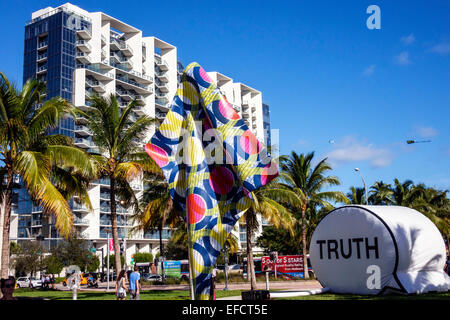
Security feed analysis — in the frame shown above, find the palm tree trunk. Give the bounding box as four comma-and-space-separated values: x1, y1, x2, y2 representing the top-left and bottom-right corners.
301, 205, 309, 279
245, 214, 257, 290
1, 169, 14, 279
110, 176, 121, 275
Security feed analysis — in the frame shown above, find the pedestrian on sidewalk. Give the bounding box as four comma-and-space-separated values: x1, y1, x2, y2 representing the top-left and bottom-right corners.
210, 267, 217, 300
128, 266, 141, 300
115, 270, 128, 300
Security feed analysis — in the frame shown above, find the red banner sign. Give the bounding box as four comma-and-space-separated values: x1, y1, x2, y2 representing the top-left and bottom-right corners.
261, 255, 304, 273
108, 239, 114, 252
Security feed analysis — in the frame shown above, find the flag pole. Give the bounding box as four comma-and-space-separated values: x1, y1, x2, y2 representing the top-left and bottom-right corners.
186, 201, 195, 300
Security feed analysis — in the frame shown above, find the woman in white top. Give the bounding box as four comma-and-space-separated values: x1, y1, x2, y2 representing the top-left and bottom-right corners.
115, 270, 128, 300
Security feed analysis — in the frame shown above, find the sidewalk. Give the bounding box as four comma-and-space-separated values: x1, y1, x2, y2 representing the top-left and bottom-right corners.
56, 279, 323, 299
216, 280, 322, 300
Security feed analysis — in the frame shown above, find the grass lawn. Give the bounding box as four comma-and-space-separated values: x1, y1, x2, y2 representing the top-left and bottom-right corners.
13, 288, 243, 300
274, 292, 450, 300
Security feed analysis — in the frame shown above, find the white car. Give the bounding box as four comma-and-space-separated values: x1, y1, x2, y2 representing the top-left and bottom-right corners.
16, 277, 42, 288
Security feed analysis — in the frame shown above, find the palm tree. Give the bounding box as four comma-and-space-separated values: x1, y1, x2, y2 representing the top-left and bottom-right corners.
78, 93, 158, 274
280, 151, 348, 279
242, 179, 298, 290
0, 73, 94, 278
369, 181, 393, 205
347, 186, 367, 205
407, 184, 450, 237
391, 179, 416, 206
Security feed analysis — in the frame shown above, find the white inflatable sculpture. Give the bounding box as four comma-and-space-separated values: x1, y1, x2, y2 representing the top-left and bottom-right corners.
309, 205, 450, 295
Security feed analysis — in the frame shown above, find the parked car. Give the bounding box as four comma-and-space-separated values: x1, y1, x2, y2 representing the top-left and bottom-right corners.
228, 264, 242, 274
16, 277, 42, 288
142, 274, 162, 282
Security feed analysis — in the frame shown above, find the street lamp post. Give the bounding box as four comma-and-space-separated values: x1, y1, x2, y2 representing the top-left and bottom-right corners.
105, 228, 112, 292
223, 243, 229, 291
354, 168, 368, 205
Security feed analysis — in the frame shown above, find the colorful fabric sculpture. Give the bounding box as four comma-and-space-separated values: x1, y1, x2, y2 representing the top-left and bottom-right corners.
145, 62, 278, 299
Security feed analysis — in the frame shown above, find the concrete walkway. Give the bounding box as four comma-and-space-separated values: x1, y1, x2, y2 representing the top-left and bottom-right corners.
216, 280, 322, 300
55, 280, 323, 300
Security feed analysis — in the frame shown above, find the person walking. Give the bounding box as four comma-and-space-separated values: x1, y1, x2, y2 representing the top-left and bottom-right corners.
50, 275, 55, 290
210, 267, 217, 300
115, 270, 128, 300
128, 266, 141, 300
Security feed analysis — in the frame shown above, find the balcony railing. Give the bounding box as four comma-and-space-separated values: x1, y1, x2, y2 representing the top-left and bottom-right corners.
72, 202, 89, 211
37, 65, 47, 73
37, 41, 48, 49
154, 54, 169, 70
37, 52, 48, 61
100, 205, 128, 214
76, 26, 92, 38
76, 51, 91, 63
74, 125, 91, 134
76, 39, 91, 50
155, 99, 168, 108
115, 74, 150, 91
77, 63, 114, 79
92, 178, 110, 185
74, 137, 94, 147
74, 218, 89, 225
86, 79, 106, 90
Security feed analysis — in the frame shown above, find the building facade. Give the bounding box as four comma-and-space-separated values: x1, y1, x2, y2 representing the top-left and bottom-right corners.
11, 3, 270, 270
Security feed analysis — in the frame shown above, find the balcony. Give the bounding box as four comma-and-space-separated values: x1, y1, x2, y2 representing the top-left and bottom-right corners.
118, 101, 129, 108
100, 205, 128, 214
115, 74, 151, 93
101, 34, 107, 45
74, 137, 94, 149
76, 51, 91, 64
77, 63, 114, 81
155, 99, 169, 110
155, 79, 169, 93
86, 79, 106, 93
155, 91, 167, 100
37, 52, 47, 62
155, 111, 166, 120
116, 89, 133, 100
154, 54, 169, 71
31, 220, 42, 227
134, 105, 145, 116
100, 192, 119, 201
76, 39, 91, 53
110, 53, 133, 69
155, 70, 169, 82
242, 100, 250, 106
76, 26, 92, 40
74, 125, 92, 136
72, 202, 89, 213
135, 95, 145, 103
74, 218, 89, 226
36, 65, 47, 75
37, 41, 48, 50
110, 37, 133, 56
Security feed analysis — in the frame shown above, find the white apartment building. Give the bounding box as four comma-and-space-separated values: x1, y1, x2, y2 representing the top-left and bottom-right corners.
13, 3, 270, 270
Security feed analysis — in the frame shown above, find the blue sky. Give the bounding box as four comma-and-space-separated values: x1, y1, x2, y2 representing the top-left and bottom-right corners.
1, 0, 449, 195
